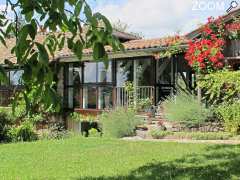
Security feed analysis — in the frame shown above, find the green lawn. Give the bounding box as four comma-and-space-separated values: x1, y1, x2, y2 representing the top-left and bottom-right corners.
0, 137, 240, 179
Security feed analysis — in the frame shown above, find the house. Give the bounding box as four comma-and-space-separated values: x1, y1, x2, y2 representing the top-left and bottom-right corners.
0, 8, 240, 122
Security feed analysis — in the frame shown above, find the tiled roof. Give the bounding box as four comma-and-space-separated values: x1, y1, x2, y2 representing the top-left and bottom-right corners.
0, 35, 188, 64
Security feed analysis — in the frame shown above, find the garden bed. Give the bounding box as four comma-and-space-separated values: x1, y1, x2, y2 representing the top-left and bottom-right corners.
150, 130, 236, 140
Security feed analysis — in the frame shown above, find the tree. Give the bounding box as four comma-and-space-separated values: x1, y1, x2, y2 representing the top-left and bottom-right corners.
0, 0, 123, 114
112, 19, 144, 38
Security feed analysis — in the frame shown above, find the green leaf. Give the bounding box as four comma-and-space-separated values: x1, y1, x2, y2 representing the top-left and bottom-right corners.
0, 65, 8, 84
36, 42, 49, 64
25, 11, 34, 22
84, 3, 93, 22
29, 22, 37, 39
74, 1, 83, 16
73, 40, 83, 60
59, 36, 65, 50
93, 42, 106, 60
94, 13, 113, 33
67, 38, 74, 49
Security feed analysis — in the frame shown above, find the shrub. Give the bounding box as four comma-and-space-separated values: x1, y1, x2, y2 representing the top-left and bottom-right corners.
216, 101, 240, 134
173, 132, 233, 140
40, 130, 72, 140
70, 112, 96, 122
150, 130, 233, 140
100, 108, 143, 138
199, 70, 240, 105
150, 130, 173, 139
162, 90, 212, 126
10, 121, 38, 142
88, 128, 101, 137
0, 108, 15, 142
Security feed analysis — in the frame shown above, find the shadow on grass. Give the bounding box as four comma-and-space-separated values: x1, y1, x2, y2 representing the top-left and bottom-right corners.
76, 144, 240, 180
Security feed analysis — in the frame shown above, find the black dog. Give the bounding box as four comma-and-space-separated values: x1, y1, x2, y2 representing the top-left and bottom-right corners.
80, 121, 102, 137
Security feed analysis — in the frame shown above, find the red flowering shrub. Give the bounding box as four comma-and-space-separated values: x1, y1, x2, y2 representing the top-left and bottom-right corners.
185, 17, 225, 74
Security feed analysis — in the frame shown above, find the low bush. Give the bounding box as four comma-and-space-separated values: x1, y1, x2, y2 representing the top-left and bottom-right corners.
40, 130, 72, 140
8, 121, 38, 142
0, 108, 15, 142
173, 132, 233, 140
216, 101, 240, 134
88, 128, 102, 137
162, 90, 212, 126
199, 70, 240, 105
150, 129, 173, 139
100, 108, 143, 138
150, 130, 233, 140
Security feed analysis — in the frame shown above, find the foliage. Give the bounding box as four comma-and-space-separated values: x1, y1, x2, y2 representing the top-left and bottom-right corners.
198, 70, 240, 105
150, 130, 232, 140
0, 108, 14, 142
100, 107, 143, 138
112, 19, 143, 38
158, 36, 185, 58
8, 121, 38, 142
162, 90, 212, 126
0, 0, 123, 114
40, 122, 71, 140
173, 132, 233, 140
88, 128, 101, 137
136, 98, 152, 111
150, 129, 173, 139
216, 101, 240, 134
124, 81, 153, 111
185, 17, 225, 74
123, 81, 135, 109
40, 129, 72, 140
70, 112, 96, 122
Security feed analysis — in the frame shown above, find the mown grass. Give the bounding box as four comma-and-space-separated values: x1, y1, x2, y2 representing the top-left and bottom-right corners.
0, 137, 240, 179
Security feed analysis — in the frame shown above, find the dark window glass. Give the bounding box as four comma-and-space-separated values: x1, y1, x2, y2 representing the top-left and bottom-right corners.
83, 86, 97, 109
98, 62, 112, 83
136, 59, 154, 86
99, 87, 113, 109
157, 59, 172, 85
116, 60, 133, 87
84, 63, 97, 83
9, 70, 23, 85
74, 87, 82, 108
73, 67, 82, 85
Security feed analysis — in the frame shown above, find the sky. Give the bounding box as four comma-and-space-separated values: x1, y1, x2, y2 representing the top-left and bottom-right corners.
0, 0, 238, 38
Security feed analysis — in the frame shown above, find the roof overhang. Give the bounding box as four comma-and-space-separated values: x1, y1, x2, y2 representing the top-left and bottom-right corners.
57, 44, 188, 63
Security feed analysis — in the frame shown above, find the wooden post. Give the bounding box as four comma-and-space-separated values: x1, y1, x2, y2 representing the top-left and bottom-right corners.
196, 74, 202, 104
133, 60, 138, 106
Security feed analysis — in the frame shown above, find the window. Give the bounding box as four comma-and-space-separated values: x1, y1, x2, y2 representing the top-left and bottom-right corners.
9, 70, 23, 85
84, 63, 97, 83
84, 62, 112, 83
136, 59, 154, 86
116, 60, 133, 87
98, 62, 112, 83
66, 62, 113, 110
1, 70, 24, 86
73, 67, 82, 85
98, 87, 113, 109
83, 86, 97, 109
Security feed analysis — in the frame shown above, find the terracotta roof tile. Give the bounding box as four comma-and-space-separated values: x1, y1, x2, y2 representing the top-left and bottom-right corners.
0, 34, 188, 64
